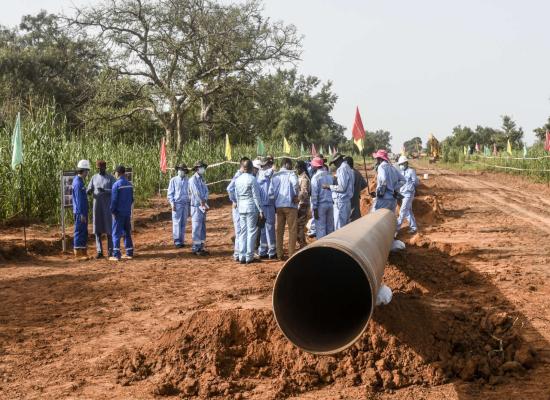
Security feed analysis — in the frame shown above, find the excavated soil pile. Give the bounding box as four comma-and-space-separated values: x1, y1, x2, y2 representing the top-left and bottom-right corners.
117, 302, 533, 398
0, 238, 60, 260
359, 181, 441, 225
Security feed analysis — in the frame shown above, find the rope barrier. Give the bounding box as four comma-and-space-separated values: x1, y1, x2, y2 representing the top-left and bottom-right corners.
164, 156, 309, 172
465, 159, 550, 172
159, 155, 311, 191
474, 154, 550, 161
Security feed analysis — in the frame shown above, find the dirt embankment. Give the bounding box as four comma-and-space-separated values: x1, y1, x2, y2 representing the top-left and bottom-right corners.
117, 297, 533, 399
1, 169, 548, 400
360, 180, 442, 226
114, 182, 536, 399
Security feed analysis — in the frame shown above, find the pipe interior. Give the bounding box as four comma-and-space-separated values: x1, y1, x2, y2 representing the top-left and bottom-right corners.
273, 246, 373, 354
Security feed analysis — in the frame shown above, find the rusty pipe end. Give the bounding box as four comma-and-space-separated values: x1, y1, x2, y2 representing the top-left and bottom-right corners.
272, 245, 374, 355
272, 210, 396, 355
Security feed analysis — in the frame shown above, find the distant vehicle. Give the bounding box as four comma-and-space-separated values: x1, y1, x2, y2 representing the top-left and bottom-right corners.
427, 134, 441, 163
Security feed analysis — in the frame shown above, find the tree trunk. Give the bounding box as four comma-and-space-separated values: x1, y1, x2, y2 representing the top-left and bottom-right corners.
199, 98, 214, 144
164, 126, 174, 149
176, 110, 184, 151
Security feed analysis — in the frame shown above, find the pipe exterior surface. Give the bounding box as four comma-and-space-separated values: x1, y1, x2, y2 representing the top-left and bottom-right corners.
272, 209, 396, 354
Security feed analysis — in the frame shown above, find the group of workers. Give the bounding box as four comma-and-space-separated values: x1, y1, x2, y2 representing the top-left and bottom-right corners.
71, 160, 134, 261
166, 149, 418, 264
71, 148, 419, 262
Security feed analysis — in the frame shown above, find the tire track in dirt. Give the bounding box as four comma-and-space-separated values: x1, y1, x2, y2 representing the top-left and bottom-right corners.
442, 175, 550, 235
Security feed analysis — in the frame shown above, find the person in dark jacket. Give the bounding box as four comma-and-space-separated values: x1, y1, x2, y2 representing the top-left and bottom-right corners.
345, 156, 368, 222
109, 165, 134, 261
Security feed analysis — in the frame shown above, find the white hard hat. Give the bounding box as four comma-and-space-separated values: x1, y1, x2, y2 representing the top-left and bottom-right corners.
77, 159, 91, 170
397, 155, 408, 165
252, 159, 262, 169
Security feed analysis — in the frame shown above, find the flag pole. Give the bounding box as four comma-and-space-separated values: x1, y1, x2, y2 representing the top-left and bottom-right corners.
20, 164, 28, 252
361, 138, 369, 189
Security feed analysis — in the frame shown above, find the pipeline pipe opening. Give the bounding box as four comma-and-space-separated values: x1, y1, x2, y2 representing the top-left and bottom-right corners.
273, 246, 373, 354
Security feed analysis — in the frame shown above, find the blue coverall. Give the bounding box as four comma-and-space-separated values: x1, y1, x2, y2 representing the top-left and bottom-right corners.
396, 167, 419, 232
311, 169, 335, 239
189, 172, 209, 252
256, 168, 276, 257
235, 173, 262, 262
373, 161, 405, 212
110, 176, 134, 259
227, 170, 242, 260
167, 175, 190, 246
329, 161, 354, 230
72, 175, 88, 250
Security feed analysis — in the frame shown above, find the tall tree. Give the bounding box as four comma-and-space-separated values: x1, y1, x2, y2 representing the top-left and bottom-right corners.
363, 130, 392, 155
500, 115, 523, 148
403, 137, 422, 154
209, 69, 346, 146
0, 12, 103, 129
71, 0, 300, 149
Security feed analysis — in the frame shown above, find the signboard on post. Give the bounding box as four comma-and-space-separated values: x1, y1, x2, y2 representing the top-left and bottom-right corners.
126, 167, 133, 183
60, 171, 77, 252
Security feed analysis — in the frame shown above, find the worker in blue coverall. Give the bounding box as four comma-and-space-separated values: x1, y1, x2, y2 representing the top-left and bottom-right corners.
73, 159, 91, 260
256, 157, 276, 259
227, 157, 249, 262
167, 163, 190, 248
310, 156, 335, 239
396, 155, 419, 233
189, 160, 209, 256
322, 153, 354, 230
235, 159, 264, 264
109, 165, 134, 261
370, 149, 405, 213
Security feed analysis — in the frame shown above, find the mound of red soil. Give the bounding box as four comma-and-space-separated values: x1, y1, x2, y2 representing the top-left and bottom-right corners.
0, 238, 61, 261
412, 195, 442, 225
359, 182, 442, 226
116, 302, 532, 399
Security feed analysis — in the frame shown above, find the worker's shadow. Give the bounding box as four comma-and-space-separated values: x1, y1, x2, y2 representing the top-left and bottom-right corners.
371, 242, 550, 399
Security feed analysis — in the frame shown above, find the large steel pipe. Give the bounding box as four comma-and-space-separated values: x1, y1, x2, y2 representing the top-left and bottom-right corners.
272, 209, 396, 355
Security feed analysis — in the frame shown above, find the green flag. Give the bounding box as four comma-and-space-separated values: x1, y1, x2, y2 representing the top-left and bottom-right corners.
257, 137, 265, 156
523, 144, 527, 158
320, 146, 325, 156
300, 142, 304, 155
11, 112, 23, 170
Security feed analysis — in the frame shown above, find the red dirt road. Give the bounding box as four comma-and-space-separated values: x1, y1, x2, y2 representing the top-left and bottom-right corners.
0, 165, 549, 399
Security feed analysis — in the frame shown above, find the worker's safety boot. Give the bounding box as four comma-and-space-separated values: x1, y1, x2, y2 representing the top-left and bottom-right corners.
73, 249, 88, 261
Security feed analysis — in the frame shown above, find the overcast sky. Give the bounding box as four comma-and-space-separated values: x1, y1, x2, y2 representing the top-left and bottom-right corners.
3, 0, 549, 150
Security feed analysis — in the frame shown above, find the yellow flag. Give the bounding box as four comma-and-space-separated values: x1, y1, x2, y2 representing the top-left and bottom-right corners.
507, 140, 512, 155
283, 137, 291, 154
353, 138, 363, 153
225, 134, 232, 160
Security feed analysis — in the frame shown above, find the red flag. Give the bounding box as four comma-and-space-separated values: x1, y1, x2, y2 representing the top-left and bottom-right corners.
160, 137, 167, 173
545, 131, 550, 152
311, 144, 318, 156
475, 142, 480, 152
352, 107, 366, 141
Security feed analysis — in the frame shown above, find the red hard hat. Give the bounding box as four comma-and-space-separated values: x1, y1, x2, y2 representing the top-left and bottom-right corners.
372, 149, 390, 162
310, 157, 324, 168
